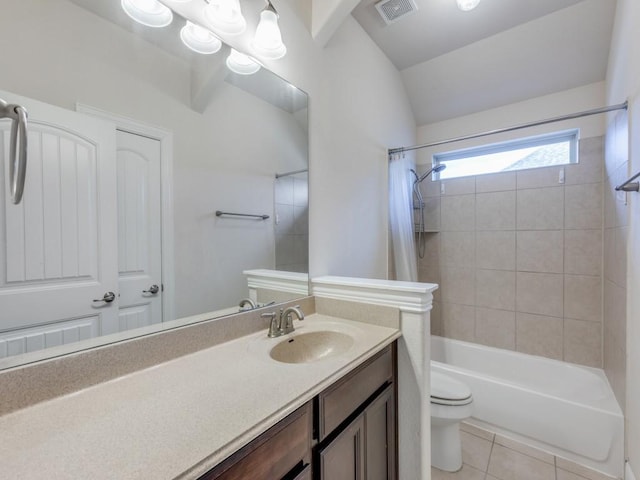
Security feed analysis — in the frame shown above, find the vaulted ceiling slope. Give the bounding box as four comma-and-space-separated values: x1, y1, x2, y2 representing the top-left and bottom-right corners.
352, 0, 616, 125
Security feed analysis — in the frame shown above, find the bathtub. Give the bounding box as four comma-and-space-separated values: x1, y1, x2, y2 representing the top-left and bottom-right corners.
431, 336, 624, 478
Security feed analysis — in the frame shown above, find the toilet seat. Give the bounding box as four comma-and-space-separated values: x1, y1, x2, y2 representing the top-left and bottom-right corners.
431, 371, 472, 406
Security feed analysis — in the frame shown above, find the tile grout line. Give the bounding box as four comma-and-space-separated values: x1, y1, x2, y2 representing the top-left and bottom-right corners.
484, 432, 496, 479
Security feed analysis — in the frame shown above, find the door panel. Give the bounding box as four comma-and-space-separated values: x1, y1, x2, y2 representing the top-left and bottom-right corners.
319, 414, 365, 480
0, 90, 118, 357
0, 315, 99, 357
365, 386, 395, 480
116, 130, 162, 330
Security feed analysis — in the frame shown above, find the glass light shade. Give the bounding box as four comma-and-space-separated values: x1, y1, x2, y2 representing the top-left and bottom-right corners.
251, 10, 286, 60
121, 0, 173, 28
226, 49, 260, 75
204, 0, 247, 35
180, 21, 222, 54
456, 0, 481, 11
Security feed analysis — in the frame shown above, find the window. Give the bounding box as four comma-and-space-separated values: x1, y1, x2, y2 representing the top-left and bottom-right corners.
432, 129, 579, 180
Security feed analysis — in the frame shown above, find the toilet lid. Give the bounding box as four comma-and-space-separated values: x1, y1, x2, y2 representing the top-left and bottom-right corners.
431, 371, 472, 402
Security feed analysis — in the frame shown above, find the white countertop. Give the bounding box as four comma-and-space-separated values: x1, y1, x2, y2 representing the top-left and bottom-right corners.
0, 314, 400, 480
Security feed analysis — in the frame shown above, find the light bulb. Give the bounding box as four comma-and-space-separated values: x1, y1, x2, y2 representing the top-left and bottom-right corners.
456, 0, 481, 11
204, 0, 247, 35
226, 49, 260, 75
180, 21, 222, 54
251, 8, 286, 60
121, 0, 173, 28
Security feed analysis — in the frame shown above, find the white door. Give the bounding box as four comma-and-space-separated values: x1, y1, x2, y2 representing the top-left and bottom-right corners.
0, 90, 118, 358
116, 130, 163, 330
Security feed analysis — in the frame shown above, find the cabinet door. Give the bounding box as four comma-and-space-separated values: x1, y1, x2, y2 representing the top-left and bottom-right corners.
292, 464, 311, 480
365, 385, 396, 480
319, 414, 365, 480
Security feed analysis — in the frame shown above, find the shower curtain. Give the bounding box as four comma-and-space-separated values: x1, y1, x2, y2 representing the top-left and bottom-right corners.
389, 154, 417, 282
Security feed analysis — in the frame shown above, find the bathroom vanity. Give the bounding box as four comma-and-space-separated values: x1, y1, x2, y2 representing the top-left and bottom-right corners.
0, 309, 400, 480
200, 344, 397, 480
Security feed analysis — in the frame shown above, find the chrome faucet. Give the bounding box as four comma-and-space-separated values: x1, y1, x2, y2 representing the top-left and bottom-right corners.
239, 298, 257, 311
262, 312, 280, 338
279, 305, 305, 335
263, 305, 305, 338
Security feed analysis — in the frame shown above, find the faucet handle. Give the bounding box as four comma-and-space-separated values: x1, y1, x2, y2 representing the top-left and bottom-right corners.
262, 312, 280, 338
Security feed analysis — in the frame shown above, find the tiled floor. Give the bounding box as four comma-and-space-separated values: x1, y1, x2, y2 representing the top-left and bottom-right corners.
431, 423, 618, 480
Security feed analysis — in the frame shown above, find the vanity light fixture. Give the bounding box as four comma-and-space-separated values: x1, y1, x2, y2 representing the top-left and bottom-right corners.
180, 21, 222, 54
226, 48, 261, 75
204, 0, 247, 35
456, 0, 480, 11
251, 1, 286, 60
121, 0, 174, 28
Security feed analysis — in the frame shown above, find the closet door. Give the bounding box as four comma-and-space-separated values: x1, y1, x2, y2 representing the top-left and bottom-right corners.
116, 130, 163, 331
0, 90, 118, 358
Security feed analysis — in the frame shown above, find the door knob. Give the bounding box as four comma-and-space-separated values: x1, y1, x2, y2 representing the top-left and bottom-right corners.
143, 284, 160, 295
93, 292, 116, 303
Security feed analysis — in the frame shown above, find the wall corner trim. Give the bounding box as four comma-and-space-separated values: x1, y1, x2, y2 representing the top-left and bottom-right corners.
244, 269, 310, 296
311, 275, 437, 313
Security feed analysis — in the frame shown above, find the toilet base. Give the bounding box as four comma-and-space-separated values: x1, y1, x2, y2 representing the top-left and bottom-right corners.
431, 421, 463, 472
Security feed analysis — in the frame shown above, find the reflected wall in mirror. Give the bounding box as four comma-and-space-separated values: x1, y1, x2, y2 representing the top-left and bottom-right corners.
0, 0, 308, 369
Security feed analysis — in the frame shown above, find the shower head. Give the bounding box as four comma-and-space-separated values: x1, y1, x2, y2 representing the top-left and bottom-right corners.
416, 163, 446, 183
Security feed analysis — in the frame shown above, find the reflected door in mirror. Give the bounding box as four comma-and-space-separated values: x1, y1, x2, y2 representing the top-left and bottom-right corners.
0, 91, 119, 358
116, 130, 163, 333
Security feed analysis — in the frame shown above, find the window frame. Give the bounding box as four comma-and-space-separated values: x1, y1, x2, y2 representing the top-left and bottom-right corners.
432, 128, 580, 181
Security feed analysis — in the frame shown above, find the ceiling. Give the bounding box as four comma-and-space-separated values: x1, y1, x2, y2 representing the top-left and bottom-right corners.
352, 0, 617, 125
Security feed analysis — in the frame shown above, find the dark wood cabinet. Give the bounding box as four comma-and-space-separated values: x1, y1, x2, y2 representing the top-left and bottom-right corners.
199, 402, 312, 480
199, 342, 397, 480
364, 385, 395, 480
319, 414, 365, 480
316, 344, 397, 480
292, 465, 312, 480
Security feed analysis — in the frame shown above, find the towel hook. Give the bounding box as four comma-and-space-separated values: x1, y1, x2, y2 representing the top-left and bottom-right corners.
0, 98, 28, 205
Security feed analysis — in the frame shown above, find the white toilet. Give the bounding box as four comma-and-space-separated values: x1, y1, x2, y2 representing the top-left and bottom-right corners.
430, 370, 474, 472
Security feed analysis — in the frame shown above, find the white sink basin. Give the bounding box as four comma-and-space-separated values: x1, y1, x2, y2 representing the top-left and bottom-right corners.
247, 318, 364, 365
269, 331, 354, 364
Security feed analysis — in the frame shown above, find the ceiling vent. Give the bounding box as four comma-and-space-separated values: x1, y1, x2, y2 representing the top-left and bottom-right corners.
375, 0, 418, 25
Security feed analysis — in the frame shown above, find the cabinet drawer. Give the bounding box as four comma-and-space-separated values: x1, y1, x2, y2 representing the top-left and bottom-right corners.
318, 346, 393, 440
200, 402, 312, 480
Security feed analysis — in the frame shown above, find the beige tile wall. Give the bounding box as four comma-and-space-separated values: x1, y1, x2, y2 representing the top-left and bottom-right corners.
603, 111, 629, 410
418, 136, 604, 367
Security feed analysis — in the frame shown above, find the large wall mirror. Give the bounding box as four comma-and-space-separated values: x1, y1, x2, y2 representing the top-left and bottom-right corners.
0, 0, 309, 369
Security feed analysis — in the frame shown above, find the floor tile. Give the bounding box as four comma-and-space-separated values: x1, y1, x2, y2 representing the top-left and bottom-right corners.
431, 464, 486, 480
494, 434, 555, 464
461, 430, 493, 471
460, 421, 495, 441
557, 468, 591, 480
488, 443, 555, 480
556, 457, 617, 480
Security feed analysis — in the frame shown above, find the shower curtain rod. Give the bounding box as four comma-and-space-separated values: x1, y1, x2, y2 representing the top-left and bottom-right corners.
388, 101, 628, 156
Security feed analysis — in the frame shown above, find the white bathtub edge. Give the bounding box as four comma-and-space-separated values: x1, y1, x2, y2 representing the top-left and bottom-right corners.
627, 461, 637, 480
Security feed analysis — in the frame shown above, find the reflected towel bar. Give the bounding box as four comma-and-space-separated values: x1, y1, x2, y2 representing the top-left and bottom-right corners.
216, 210, 270, 220
0, 98, 28, 205
615, 171, 640, 192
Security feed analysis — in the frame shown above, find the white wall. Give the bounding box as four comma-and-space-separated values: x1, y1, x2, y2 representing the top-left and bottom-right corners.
605, 0, 640, 474
0, 0, 416, 317
259, 5, 416, 280
416, 82, 607, 167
